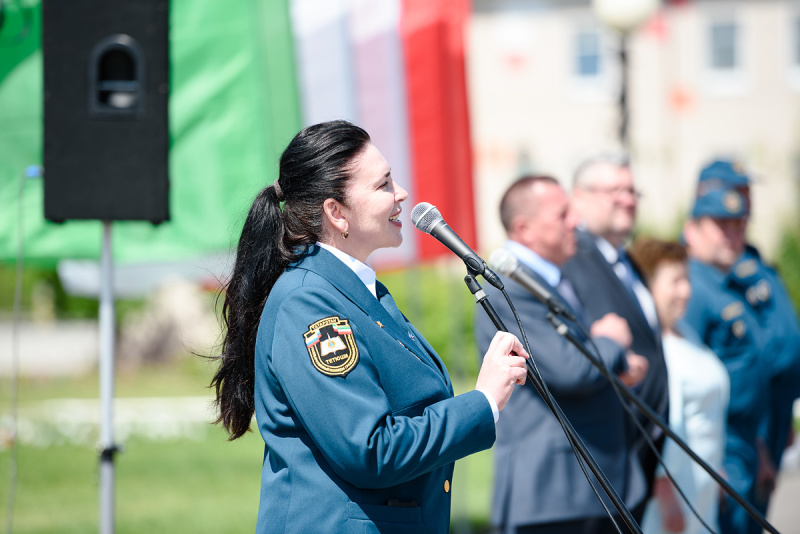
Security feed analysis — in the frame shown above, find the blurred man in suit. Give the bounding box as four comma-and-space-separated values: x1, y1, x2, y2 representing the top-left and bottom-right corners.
475, 175, 647, 534
561, 155, 670, 518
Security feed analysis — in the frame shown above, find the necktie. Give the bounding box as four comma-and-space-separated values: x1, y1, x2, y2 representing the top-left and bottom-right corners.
615, 253, 659, 330
557, 277, 586, 325
613, 254, 638, 301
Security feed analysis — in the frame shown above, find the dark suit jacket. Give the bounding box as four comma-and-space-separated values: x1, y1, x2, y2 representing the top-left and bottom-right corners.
561, 230, 670, 486
475, 266, 646, 529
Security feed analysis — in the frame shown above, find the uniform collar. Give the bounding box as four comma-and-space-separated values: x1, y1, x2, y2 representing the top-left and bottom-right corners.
316, 242, 377, 298
291, 245, 377, 317
688, 257, 727, 285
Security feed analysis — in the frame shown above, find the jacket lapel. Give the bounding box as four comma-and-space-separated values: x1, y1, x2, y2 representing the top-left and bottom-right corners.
375, 282, 449, 382
577, 231, 653, 336
297, 246, 446, 378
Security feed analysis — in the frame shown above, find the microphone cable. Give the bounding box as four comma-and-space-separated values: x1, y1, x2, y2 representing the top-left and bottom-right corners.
500, 290, 627, 533
475, 281, 640, 533
487, 247, 777, 532
565, 314, 778, 533
570, 319, 717, 533
416, 207, 639, 531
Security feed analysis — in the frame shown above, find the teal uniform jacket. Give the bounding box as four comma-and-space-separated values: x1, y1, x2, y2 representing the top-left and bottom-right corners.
253, 245, 496, 533
681, 258, 771, 534
730, 246, 800, 467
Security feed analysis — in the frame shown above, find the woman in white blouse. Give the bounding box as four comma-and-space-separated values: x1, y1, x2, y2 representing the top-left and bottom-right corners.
630, 238, 730, 534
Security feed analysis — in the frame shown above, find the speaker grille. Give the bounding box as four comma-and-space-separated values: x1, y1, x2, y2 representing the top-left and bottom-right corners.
43, 0, 170, 222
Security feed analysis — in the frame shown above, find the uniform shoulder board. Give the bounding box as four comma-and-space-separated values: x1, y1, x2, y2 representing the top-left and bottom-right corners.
303, 316, 359, 377
721, 301, 744, 321
735, 259, 758, 279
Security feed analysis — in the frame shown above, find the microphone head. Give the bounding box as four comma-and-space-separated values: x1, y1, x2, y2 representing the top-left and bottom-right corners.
411, 202, 442, 234
488, 248, 519, 276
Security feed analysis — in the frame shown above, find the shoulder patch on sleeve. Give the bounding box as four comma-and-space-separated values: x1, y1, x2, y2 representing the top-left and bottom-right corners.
303, 316, 359, 377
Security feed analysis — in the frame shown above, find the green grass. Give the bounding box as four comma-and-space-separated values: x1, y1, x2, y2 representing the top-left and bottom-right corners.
0, 357, 494, 533
2, 430, 264, 534
1, 430, 492, 534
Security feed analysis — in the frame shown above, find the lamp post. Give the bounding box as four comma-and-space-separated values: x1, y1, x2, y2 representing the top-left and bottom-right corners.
592, 0, 659, 150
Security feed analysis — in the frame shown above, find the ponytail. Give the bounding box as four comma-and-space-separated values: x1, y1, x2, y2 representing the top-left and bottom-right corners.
212, 184, 289, 439
212, 120, 371, 440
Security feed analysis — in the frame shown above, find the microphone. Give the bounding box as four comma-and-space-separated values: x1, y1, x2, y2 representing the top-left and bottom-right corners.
411, 202, 503, 289
488, 248, 576, 321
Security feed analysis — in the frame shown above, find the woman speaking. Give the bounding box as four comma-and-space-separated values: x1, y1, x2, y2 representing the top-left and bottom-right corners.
211, 120, 528, 533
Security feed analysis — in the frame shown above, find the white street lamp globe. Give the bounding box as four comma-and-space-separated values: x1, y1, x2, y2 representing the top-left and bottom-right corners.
592, 0, 659, 33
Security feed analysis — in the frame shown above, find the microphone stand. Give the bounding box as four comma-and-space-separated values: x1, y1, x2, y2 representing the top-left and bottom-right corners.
545, 312, 779, 534
464, 275, 642, 534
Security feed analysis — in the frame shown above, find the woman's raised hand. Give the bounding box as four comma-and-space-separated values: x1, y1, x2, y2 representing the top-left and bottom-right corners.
475, 332, 529, 412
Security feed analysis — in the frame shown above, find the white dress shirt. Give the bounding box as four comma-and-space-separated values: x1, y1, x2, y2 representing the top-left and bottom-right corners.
593, 236, 659, 331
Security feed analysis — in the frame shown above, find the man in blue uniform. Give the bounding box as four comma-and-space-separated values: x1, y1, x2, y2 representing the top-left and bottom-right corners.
732, 246, 800, 486
681, 181, 772, 534
697, 159, 800, 502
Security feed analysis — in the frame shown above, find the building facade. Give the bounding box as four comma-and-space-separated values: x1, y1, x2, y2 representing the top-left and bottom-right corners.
468, 0, 800, 257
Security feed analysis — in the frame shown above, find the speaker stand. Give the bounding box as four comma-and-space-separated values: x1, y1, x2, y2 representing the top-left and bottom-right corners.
98, 221, 118, 534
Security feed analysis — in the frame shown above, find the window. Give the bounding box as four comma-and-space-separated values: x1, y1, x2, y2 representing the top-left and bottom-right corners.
794, 16, 800, 67
709, 21, 738, 70
575, 29, 602, 78
569, 14, 614, 102
789, 11, 800, 90
702, 6, 746, 96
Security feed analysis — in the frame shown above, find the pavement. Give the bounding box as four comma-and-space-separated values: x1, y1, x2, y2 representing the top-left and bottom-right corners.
1, 396, 216, 447
0, 319, 98, 377
768, 466, 800, 533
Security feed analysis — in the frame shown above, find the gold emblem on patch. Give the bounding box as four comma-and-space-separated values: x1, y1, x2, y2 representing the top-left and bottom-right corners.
303, 316, 359, 377
723, 190, 742, 214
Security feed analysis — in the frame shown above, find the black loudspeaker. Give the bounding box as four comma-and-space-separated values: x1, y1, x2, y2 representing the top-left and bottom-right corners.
43, 0, 170, 223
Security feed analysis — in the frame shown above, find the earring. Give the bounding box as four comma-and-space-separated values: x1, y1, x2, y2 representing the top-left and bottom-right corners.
342, 232, 349, 239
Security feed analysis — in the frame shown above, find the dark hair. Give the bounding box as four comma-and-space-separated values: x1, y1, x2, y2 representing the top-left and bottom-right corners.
628, 237, 688, 284
499, 175, 559, 233
212, 120, 371, 440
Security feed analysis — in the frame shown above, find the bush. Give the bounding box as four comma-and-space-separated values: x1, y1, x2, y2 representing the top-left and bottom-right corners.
776, 224, 800, 312
0, 263, 144, 322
